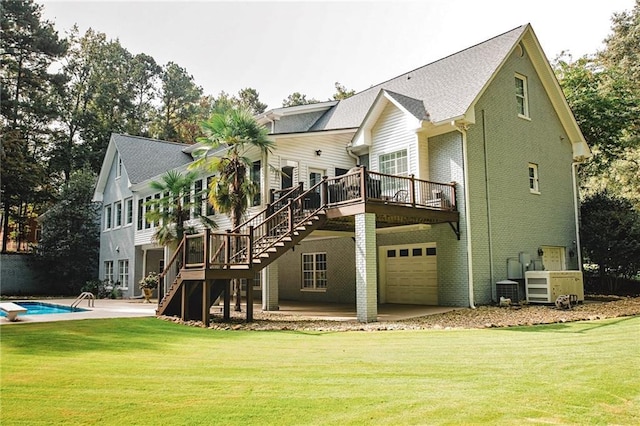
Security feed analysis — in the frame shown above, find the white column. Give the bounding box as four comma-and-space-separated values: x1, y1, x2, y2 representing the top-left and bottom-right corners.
261, 263, 279, 311
355, 212, 377, 322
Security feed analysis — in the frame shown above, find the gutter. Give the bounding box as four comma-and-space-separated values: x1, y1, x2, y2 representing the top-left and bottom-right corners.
571, 160, 585, 271
457, 124, 476, 309
346, 142, 360, 165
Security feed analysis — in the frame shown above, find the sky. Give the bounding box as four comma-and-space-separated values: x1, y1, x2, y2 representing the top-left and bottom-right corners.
39, 0, 636, 110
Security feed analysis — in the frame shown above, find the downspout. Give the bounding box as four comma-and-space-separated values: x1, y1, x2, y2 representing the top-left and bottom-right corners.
572, 160, 584, 271
457, 124, 476, 308
346, 142, 359, 166
481, 110, 496, 302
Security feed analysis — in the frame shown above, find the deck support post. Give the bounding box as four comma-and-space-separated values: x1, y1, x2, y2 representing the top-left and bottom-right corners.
223, 279, 231, 321
355, 212, 378, 323
202, 280, 210, 326
262, 263, 279, 311
246, 278, 254, 322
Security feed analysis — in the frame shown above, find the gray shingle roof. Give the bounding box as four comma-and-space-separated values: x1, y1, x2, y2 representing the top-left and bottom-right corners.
112, 134, 193, 184
308, 25, 527, 131
383, 90, 429, 120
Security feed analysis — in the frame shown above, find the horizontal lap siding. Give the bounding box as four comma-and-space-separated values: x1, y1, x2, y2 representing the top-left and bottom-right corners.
269, 132, 356, 191
370, 103, 418, 174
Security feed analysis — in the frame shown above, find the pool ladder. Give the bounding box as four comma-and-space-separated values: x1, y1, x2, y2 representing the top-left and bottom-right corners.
71, 292, 95, 308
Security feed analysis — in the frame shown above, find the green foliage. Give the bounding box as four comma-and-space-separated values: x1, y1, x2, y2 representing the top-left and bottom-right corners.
1, 317, 639, 424
1, 0, 67, 253
194, 109, 273, 227
332, 81, 356, 100
138, 272, 159, 290
145, 170, 216, 247
555, 2, 640, 208
580, 191, 640, 290
151, 61, 203, 142
36, 169, 100, 294
282, 91, 320, 107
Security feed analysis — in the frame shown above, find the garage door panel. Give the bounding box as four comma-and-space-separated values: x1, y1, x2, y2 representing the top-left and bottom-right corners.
384, 244, 438, 305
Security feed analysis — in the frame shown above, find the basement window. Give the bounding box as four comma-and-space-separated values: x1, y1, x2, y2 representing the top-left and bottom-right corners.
302, 252, 327, 291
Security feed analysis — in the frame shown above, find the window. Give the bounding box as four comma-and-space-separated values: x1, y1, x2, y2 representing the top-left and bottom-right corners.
515, 74, 529, 118
104, 261, 114, 284
206, 177, 215, 216
281, 166, 294, 190
104, 205, 112, 230
251, 161, 261, 206
125, 198, 133, 225
144, 196, 152, 229
116, 154, 122, 178
379, 149, 408, 176
114, 201, 122, 227
528, 163, 540, 193
118, 259, 129, 289
194, 180, 203, 216
240, 272, 262, 292
137, 199, 144, 230
302, 252, 327, 291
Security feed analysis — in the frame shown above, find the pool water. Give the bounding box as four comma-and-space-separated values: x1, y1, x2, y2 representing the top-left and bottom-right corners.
0, 302, 88, 317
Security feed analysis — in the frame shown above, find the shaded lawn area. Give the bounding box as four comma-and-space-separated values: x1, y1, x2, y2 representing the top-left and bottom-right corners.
1, 317, 639, 425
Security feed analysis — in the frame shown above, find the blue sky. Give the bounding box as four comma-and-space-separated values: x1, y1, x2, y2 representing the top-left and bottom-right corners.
40, 0, 635, 110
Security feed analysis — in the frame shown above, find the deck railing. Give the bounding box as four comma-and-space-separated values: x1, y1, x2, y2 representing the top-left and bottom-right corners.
164, 167, 456, 275
325, 167, 456, 211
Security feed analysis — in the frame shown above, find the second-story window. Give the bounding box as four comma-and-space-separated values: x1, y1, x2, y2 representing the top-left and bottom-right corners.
379, 149, 408, 176
114, 201, 122, 227
104, 205, 112, 230
125, 198, 133, 225
515, 74, 529, 118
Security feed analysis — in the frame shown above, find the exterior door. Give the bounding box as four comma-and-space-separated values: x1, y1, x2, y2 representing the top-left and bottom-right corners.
542, 246, 565, 271
380, 243, 438, 305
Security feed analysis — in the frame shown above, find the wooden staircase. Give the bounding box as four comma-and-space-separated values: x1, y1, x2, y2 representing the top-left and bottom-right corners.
156, 183, 328, 322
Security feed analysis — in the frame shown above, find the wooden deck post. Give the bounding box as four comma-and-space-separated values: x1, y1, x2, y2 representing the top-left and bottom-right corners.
246, 278, 254, 322
410, 174, 416, 207
223, 279, 231, 321
202, 280, 210, 326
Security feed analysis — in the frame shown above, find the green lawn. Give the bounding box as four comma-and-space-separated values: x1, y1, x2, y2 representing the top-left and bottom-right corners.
1, 317, 639, 425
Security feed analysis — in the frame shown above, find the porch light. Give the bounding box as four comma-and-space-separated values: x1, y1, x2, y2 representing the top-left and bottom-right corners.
315, 150, 322, 156
537, 247, 544, 256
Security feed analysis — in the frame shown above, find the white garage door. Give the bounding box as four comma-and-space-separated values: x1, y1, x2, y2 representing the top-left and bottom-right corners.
382, 243, 438, 305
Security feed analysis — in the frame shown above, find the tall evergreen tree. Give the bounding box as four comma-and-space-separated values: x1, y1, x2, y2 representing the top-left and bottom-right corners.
0, 0, 67, 253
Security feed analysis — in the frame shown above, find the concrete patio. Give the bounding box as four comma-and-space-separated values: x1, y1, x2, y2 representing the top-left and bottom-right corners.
0, 298, 456, 324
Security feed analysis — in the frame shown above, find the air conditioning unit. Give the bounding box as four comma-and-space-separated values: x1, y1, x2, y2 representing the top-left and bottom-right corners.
525, 271, 584, 304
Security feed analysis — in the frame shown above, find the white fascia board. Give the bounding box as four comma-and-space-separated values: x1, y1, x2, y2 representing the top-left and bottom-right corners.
271, 127, 357, 139
92, 136, 117, 202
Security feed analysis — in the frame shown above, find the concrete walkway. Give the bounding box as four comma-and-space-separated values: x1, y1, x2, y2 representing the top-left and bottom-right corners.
1, 298, 456, 324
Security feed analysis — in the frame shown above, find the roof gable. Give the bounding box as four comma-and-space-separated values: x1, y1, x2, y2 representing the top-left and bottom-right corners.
93, 134, 193, 201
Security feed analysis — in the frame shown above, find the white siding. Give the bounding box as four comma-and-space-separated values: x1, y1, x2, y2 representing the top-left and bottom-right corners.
370, 103, 419, 174
268, 132, 356, 192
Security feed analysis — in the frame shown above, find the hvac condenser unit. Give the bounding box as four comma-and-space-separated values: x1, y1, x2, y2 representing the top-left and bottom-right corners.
525, 271, 584, 304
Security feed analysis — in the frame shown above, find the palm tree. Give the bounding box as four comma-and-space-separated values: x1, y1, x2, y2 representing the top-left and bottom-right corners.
145, 169, 216, 249
192, 108, 274, 311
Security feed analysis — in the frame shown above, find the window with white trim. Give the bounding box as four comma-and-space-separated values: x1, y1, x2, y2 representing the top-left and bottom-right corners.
114, 201, 122, 227
116, 154, 122, 178
137, 199, 144, 230
104, 205, 112, 230
104, 261, 114, 284
515, 74, 529, 118
144, 196, 152, 229
379, 149, 408, 176
302, 252, 327, 291
125, 198, 133, 225
118, 259, 129, 289
528, 163, 540, 193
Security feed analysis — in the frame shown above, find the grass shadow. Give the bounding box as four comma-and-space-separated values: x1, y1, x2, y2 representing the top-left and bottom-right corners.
497, 316, 639, 334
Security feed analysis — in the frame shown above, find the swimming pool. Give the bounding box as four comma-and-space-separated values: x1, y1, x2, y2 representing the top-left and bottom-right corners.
0, 302, 88, 317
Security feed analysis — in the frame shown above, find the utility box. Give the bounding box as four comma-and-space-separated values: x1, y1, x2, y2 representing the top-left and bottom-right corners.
525, 271, 584, 304
496, 280, 522, 303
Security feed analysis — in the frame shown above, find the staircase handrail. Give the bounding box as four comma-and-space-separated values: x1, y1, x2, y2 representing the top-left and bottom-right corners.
232, 183, 305, 234
159, 238, 185, 280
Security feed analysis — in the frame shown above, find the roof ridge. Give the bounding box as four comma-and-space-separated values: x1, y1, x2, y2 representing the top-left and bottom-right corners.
340, 24, 527, 102
113, 133, 192, 147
